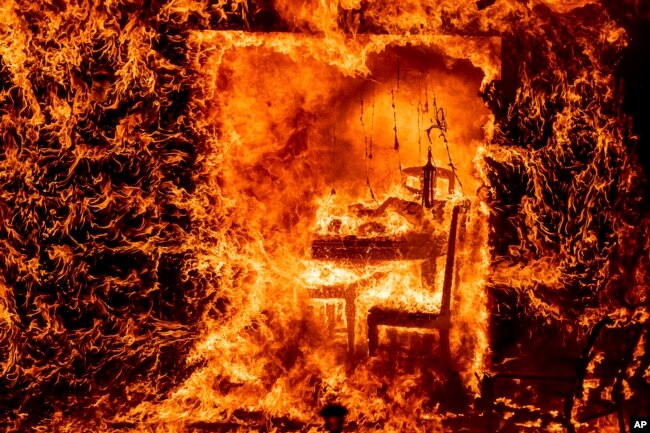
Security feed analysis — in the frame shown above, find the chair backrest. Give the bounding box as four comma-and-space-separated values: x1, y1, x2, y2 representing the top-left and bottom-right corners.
573, 317, 613, 399
439, 204, 462, 318
570, 318, 645, 431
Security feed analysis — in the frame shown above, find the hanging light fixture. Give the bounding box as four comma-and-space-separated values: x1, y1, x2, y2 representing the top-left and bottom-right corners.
422, 146, 436, 208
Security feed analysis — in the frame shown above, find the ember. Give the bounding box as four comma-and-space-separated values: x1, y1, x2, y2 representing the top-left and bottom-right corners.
0, 1, 648, 432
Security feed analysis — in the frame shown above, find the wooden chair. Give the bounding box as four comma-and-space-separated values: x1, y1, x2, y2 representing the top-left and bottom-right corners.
308, 165, 462, 360
366, 203, 461, 365
479, 317, 645, 433
365, 165, 461, 362
304, 283, 359, 357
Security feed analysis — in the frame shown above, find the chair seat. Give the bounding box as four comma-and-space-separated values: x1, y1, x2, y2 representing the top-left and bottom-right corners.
367, 306, 450, 356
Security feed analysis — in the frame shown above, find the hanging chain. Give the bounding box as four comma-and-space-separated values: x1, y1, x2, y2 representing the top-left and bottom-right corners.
417, 73, 423, 165
425, 96, 464, 195
392, 53, 402, 174
369, 85, 375, 160
330, 121, 336, 196
360, 87, 378, 203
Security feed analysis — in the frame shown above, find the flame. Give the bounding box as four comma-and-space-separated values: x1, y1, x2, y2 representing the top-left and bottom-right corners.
0, 0, 648, 432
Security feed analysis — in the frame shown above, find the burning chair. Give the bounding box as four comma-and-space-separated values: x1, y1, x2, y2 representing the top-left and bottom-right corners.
308, 159, 465, 363
477, 318, 646, 433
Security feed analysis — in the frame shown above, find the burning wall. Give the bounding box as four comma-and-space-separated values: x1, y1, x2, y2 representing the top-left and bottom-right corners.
0, 0, 648, 432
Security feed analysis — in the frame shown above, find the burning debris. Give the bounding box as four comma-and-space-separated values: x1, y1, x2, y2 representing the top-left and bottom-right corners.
0, 1, 648, 432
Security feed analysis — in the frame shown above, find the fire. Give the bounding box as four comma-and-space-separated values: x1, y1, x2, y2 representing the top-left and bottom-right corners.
0, 0, 648, 432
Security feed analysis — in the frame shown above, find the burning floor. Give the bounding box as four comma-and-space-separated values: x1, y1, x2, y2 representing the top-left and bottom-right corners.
0, 1, 648, 432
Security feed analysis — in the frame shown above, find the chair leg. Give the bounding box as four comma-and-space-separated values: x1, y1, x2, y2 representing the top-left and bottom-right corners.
367, 312, 379, 356
617, 407, 626, 433
612, 354, 627, 433
614, 377, 626, 433
562, 383, 576, 433
345, 296, 356, 358
480, 375, 496, 433
439, 326, 451, 369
